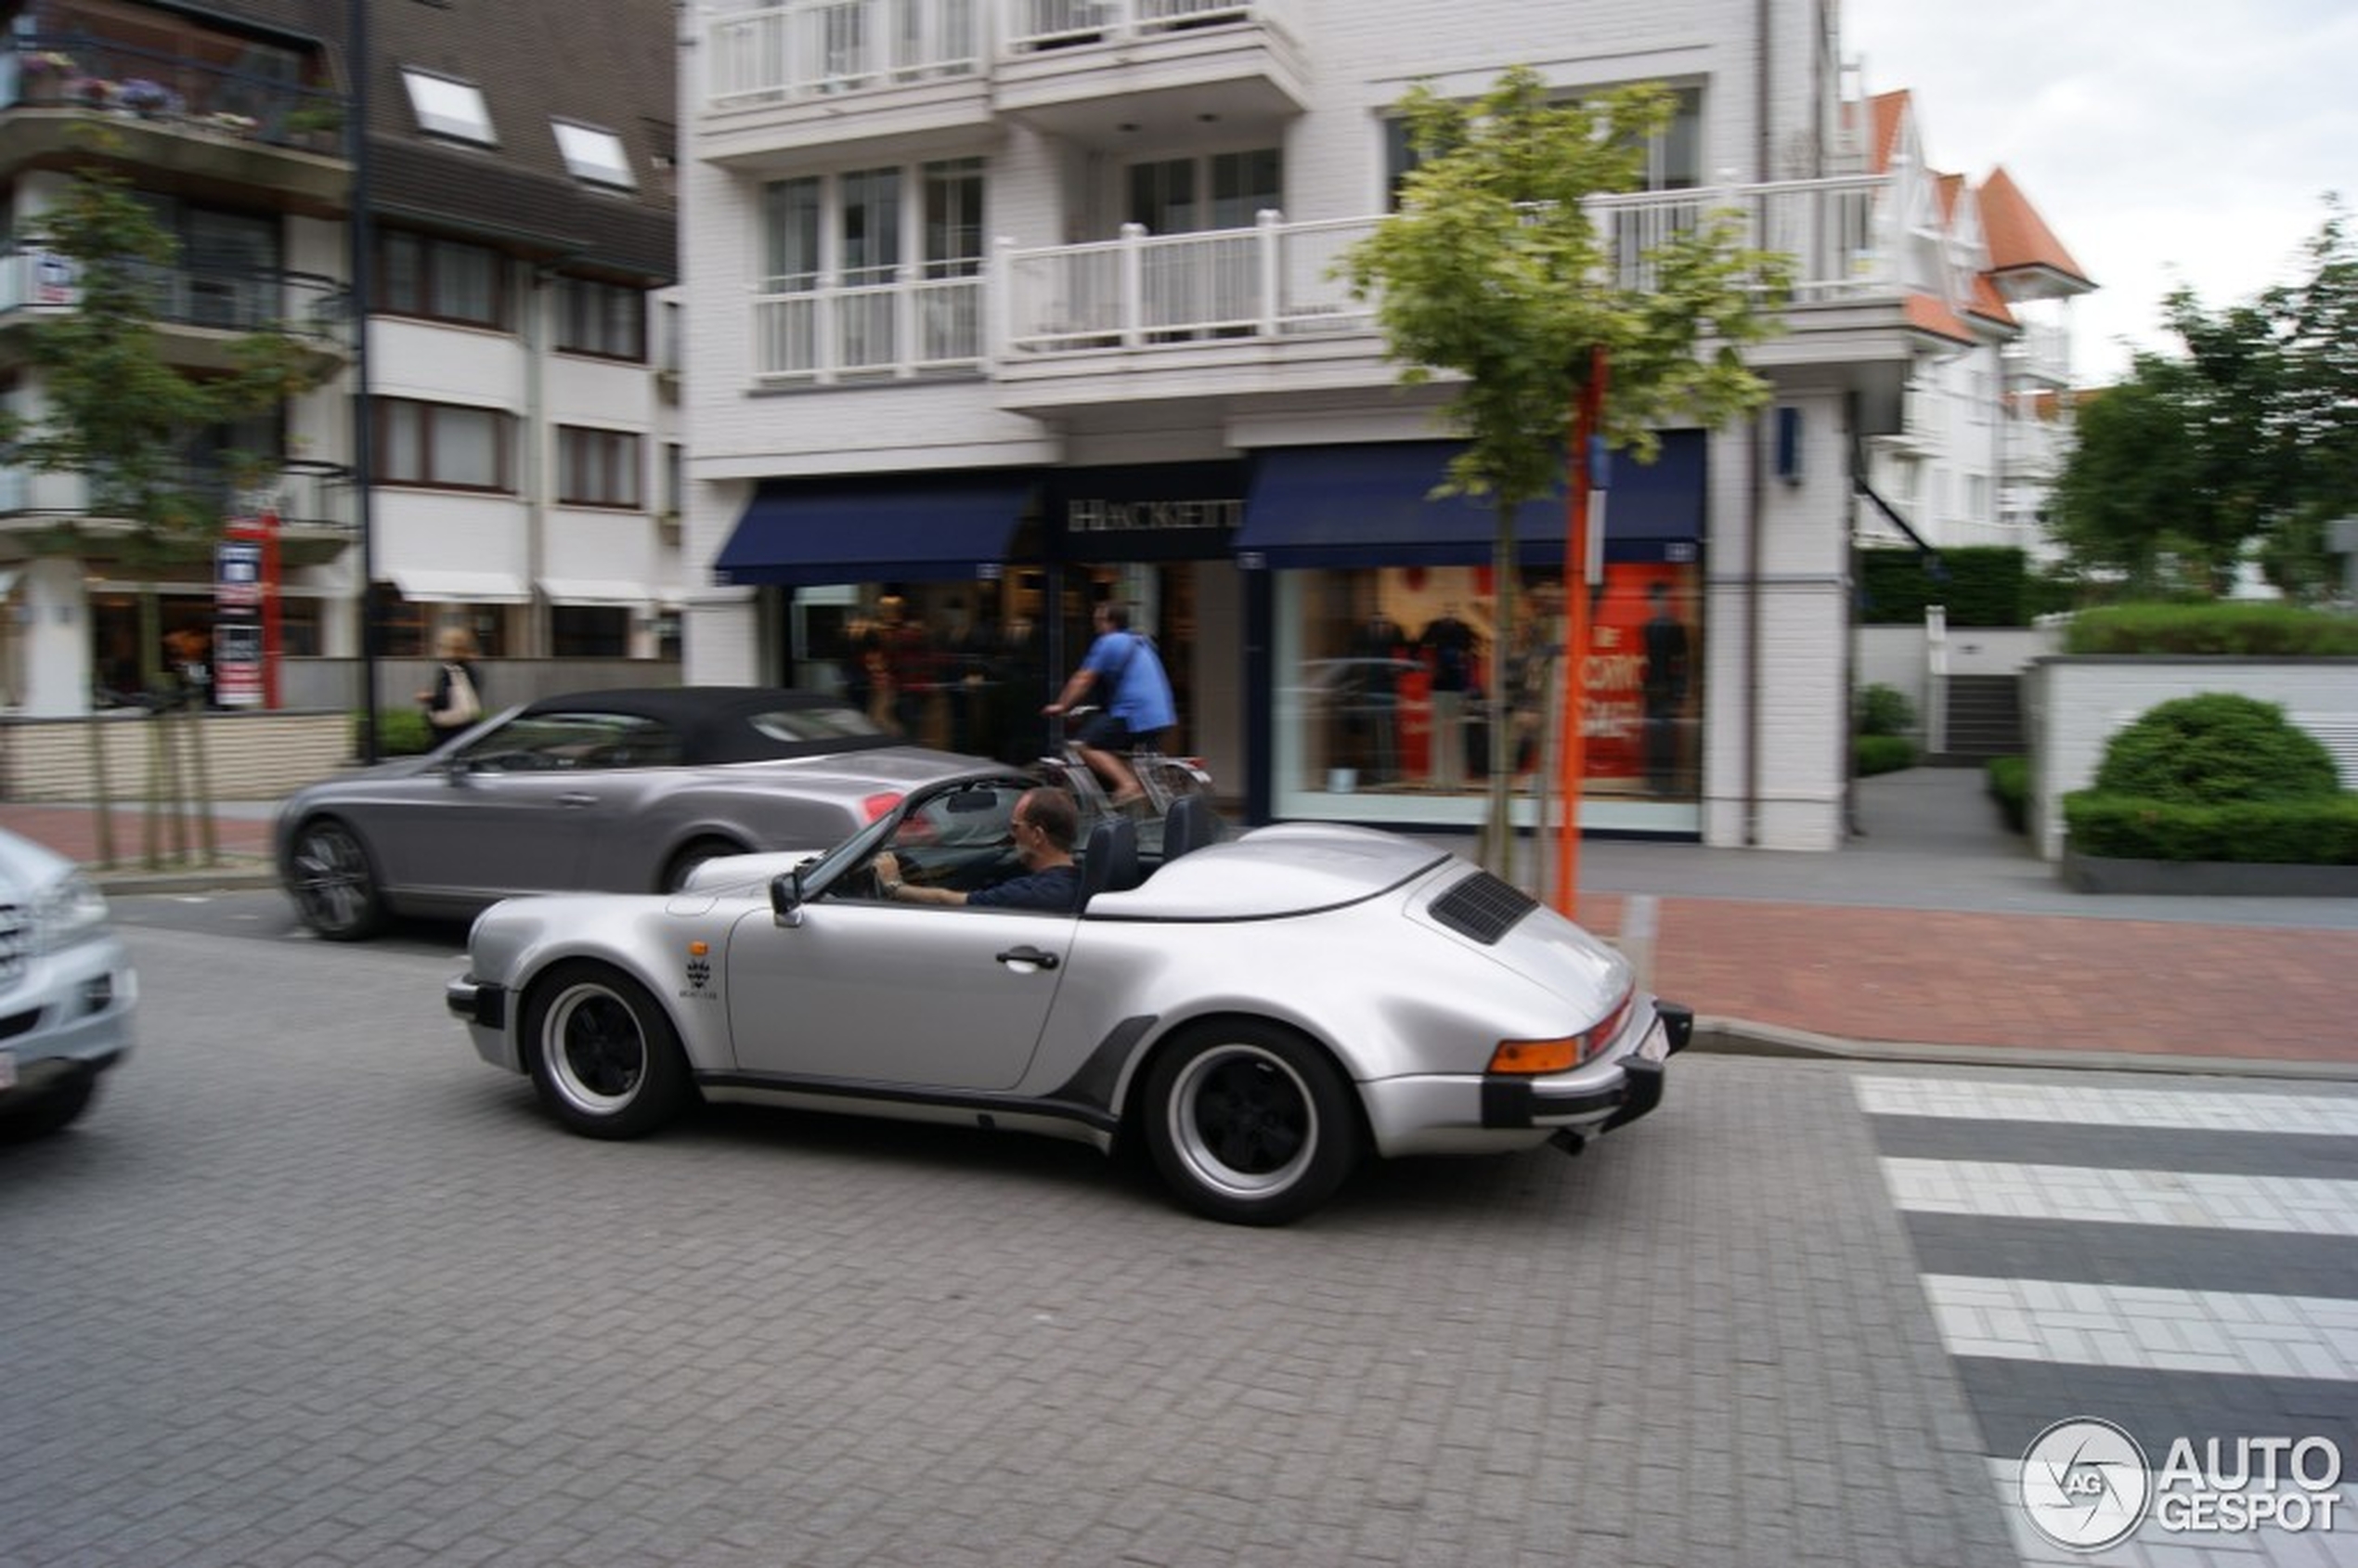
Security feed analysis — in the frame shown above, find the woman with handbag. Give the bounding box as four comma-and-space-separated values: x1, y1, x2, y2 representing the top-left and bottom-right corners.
418, 626, 486, 742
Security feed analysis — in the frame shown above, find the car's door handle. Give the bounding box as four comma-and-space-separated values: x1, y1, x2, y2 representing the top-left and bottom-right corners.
995, 945, 1059, 971
556, 793, 597, 808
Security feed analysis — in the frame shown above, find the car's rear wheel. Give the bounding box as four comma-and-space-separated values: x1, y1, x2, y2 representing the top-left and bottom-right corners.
286, 816, 385, 940
1141, 1021, 1361, 1225
522, 962, 693, 1139
662, 836, 748, 892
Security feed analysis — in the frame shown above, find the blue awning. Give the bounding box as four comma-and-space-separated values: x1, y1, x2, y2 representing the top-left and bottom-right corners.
1237, 433, 1704, 569
715, 474, 1037, 587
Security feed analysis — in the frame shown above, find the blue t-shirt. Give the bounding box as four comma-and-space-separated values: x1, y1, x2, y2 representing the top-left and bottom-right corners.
966, 862, 1082, 912
1082, 631, 1177, 732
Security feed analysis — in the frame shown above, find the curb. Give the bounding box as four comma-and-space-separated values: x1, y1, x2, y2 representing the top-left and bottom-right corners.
91, 858, 278, 897
1688, 1014, 2358, 1083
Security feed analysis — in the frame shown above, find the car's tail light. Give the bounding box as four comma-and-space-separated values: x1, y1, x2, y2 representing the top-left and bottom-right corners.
1487, 990, 1634, 1074
861, 791, 903, 822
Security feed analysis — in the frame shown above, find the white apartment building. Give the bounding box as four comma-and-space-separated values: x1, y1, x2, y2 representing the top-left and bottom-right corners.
0, 0, 684, 719
677, 0, 2084, 849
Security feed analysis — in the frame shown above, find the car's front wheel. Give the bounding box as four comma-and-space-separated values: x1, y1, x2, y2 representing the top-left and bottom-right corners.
0, 1072, 97, 1143
285, 816, 384, 940
522, 963, 694, 1139
1141, 1021, 1362, 1225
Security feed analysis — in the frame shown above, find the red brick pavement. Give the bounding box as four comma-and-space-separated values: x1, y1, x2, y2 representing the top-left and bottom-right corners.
7, 802, 2354, 1068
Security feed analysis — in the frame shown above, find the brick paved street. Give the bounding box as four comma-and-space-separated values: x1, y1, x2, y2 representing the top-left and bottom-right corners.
2, 926, 2019, 1568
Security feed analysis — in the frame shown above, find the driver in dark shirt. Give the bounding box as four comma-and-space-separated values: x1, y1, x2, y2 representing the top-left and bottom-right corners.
876, 786, 1081, 911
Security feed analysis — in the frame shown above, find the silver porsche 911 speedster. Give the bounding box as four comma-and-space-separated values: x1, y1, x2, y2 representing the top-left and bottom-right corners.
447, 771, 1689, 1225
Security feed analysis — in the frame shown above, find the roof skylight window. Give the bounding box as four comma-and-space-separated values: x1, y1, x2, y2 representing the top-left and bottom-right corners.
401, 68, 495, 145
553, 121, 637, 190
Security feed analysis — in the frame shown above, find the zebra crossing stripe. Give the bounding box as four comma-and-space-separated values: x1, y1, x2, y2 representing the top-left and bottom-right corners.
1856, 1075, 2358, 1137
1921, 1274, 2358, 1380
1880, 1158, 2358, 1236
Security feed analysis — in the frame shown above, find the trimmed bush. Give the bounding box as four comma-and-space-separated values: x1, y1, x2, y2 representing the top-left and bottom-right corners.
362, 707, 434, 758
1987, 756, 2028, 835
1855, 682, 1915, 738
2063, 602, 2358, 657
1854, 735, 1916, 776
2090, 693, 2340, 805
2061, 796, 2358, 864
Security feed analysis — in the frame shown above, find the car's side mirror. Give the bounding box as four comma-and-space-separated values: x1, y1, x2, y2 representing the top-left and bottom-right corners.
770, 871, 805, 928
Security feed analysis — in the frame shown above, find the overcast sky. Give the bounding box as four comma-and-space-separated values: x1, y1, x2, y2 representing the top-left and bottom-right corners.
1842, 0, 2357, 384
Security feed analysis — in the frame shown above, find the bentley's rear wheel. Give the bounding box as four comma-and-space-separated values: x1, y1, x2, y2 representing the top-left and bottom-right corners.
1141, 1021, 1361, 1225
522, 963, 693, 1138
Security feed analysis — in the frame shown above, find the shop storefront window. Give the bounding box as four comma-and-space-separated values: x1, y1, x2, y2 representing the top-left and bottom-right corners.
1271, 560, 1703, 832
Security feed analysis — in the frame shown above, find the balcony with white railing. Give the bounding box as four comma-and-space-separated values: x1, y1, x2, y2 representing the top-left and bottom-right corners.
706, 0, 982, 109
2002, 319, 2073, 387
752, 267, 986, 384
698, 0, 1305, 145
741, 177, 1928, 399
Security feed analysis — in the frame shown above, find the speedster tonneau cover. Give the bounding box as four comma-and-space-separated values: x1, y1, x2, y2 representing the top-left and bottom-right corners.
1091, 823, 1451, 921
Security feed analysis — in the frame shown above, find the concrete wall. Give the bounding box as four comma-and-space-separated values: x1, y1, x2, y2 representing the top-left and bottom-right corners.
1, 710, 350, 802
2023, 657, 2358, 861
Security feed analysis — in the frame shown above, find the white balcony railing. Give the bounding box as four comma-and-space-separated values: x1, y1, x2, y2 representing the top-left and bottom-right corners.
746, 179, 1910, 382
1001, 0, 1274, 52
752, 271, 985, 382
707, 0, 980, 110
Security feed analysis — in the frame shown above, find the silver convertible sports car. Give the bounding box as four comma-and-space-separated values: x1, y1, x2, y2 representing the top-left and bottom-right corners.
446, 772, 1690, 1225
279, 687, 978, 940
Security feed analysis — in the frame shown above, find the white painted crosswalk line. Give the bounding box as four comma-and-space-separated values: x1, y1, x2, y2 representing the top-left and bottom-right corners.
1880, 1159, 2358, 1237
1856, 1075, 2358, 1137
1921, 1275, 2358, 1380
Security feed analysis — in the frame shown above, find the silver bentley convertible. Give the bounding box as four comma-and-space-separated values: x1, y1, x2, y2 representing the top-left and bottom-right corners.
446, 773, 1689, 1225
279, 687, 979, 940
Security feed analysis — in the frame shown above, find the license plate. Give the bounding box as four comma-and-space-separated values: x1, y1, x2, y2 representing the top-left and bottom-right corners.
0, 1050, 14, 1092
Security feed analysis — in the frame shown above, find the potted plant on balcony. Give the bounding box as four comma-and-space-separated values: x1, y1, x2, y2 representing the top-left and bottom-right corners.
16, 50, 77, 102
284, 99, 342, 141
116, 77, 174, 118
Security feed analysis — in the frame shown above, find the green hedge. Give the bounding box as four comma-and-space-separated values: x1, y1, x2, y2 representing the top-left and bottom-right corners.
2061, 795, 2358, 863
1859, 546, 2035, 627
360, 707, 434, 758
1854, 735, 1916, 776
2063, 602, 2358, 656
1987, 756, 2028, 835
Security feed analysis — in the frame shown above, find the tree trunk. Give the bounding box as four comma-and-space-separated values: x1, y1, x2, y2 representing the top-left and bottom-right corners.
1477, 504, 1518, 877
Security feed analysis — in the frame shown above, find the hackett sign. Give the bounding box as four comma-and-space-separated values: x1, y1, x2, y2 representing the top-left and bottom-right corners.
1066, 498, 1242, 534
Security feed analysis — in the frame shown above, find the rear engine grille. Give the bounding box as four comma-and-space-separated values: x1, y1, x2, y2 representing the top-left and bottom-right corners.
1429, 872, 1537, 946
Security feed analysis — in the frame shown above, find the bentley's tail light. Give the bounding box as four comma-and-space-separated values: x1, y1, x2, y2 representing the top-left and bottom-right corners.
861, 792, 903, 822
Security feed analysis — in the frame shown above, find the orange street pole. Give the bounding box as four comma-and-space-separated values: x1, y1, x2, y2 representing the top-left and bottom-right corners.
1553, 347, 1608, 919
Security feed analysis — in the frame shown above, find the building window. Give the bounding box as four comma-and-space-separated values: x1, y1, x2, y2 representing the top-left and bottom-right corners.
1385, 86, 1701, 207
555, 277, 646, 360
552, 121, 635, 189
557, 426, 642, 508
376, 230, 507, 329
1126, 149, 1282, 235
402, 68, 494, 144
924, 158, 984, 279
551, 605, 629, 658
376, 398, 513, 491
663, 442, 683, 515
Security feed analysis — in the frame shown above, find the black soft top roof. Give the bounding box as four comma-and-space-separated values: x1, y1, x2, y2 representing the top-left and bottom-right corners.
514, 687, 903, 765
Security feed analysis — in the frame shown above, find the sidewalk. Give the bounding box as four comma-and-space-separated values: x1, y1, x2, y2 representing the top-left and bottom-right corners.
6, 771, 2355, 1076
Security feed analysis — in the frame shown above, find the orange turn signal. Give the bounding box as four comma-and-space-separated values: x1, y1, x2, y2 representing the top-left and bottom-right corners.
1488, 990, 1637, 1075
1488, 1037, 1583, 1074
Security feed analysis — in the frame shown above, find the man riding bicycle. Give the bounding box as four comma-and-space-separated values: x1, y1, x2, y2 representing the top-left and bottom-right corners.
1044, 602, 1176, 809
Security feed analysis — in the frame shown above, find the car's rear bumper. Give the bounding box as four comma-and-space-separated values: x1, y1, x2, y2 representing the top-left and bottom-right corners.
1361, 1001, 1691, 1158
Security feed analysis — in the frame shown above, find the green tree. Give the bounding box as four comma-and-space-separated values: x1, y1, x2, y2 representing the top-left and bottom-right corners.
9, 151, 326, 866
1341, 66, 1791, 871
2054, 198, 2357, 599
